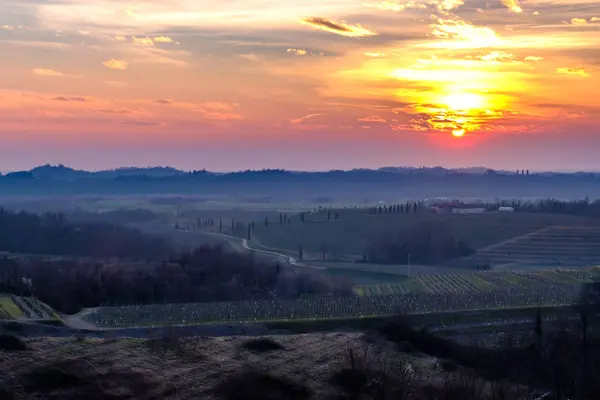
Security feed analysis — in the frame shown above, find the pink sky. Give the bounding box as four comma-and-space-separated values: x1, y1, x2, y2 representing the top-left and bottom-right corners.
1, 0, 599, 171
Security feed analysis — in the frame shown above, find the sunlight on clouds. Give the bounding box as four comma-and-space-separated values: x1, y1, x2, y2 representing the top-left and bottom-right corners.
557, 67, 590, 77
500, 0, 523, 13
571, 18, 588, 26
132, 36, 155, 46
368, 0, 428, 12
300, 17, 377, 37
153, 36, 174, 43
364, 52, 387, 57
287, 48, 308, 56
525, 56, 543, 62
429, 17, 501, 49
102, 59, 129, 70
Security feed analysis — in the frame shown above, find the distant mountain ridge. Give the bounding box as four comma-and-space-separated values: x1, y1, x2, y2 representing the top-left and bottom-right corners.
0, 164, 599, 198
2, 164, 590, 180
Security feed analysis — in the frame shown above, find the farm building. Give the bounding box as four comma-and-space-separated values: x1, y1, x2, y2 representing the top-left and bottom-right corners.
498, 206, 515, 212
431, 202, 486, 214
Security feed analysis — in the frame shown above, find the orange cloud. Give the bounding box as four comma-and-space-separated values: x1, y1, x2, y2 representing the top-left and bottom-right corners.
557, 67, 590, 77
300, 17, 377, 37
525, 56, 543, 62
592, 17, 600, 22
102, 59, 129, 70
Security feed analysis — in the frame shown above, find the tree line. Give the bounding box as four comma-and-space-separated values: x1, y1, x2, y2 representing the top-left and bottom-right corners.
0, 245, 352, 314
0, 209, 170, 260
365, 221, 474, 265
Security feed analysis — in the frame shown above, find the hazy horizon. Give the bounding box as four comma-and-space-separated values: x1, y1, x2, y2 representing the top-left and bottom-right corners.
1, 0, 599, 171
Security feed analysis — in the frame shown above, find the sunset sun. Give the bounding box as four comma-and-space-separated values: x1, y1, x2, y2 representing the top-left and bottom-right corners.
442, 93, 485, 111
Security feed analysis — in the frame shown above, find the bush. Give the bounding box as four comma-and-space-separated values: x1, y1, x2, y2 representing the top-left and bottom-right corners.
0, 333, 27, 351
241, 338, 285, 353
441, 359, 459, 372
212, 367, 311, 400
329, 342, 417, 400
25, 366, 85, 392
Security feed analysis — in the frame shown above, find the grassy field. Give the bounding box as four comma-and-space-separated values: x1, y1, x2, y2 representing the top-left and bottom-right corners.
353, 268, 599, 296
0, 296, 23, 318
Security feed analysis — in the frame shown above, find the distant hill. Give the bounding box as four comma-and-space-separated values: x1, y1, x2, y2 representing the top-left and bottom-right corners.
0, 165, 599, 199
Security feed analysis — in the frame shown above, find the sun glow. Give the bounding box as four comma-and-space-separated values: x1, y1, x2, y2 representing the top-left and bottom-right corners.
441, 92, 485, 111
452, 129, 465, 137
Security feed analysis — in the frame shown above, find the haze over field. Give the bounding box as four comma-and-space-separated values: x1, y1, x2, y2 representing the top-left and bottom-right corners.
1, 0, 599, 171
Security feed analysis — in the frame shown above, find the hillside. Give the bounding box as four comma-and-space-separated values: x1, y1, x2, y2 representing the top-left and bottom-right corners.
248, 210, 600, 260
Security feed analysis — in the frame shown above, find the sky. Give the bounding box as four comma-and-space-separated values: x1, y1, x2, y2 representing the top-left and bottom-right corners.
0, 0, 599, 172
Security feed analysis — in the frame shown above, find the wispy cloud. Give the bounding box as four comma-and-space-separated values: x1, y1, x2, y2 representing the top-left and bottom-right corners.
102, 59, 129, 70
557, 67, 590, 77
290, 113, 323, 124
525, 56, 544, 62
300, 17, 377, 37
358, 115, 386, 122
369, 0, 428, 12
592, 17, 600, 22
52, 96, 86, 102
31, 68, 75, 78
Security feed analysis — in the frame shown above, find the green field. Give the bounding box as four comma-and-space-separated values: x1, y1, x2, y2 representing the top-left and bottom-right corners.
0, 296, 23, 318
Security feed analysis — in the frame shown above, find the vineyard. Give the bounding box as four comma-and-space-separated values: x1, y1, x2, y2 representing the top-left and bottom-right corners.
458, 226, 600, 267
86, 284, 586, 328
354, 268, 598, 296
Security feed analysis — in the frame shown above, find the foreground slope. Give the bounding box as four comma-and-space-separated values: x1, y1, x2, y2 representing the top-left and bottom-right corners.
0, 332, 529, 400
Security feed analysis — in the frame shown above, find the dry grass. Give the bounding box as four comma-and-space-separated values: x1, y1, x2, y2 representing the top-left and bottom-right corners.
0, 332, 529, 400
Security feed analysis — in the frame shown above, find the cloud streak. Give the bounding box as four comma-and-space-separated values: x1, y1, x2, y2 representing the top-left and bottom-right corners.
300, 17, 377, 37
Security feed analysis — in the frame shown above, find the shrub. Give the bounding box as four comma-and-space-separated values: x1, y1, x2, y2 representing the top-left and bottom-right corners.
0, 333, 27, 351
24, 366, 85, 392
241, 338, 285, 353
212, 367, 311, 400
329, 342, 417, 400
